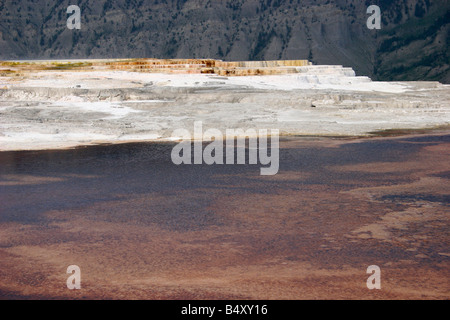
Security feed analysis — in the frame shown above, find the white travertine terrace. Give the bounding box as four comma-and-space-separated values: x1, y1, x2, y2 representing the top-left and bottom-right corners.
0, 59, 449, 151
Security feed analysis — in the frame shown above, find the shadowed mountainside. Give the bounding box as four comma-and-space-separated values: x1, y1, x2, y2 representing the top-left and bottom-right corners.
0, 0, 448, 82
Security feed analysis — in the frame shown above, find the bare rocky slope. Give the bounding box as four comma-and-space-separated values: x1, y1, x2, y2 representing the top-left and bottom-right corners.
0, 0, 448, 82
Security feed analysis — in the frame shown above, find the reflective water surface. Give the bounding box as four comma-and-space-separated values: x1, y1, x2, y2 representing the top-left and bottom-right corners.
0, 134, 448, 299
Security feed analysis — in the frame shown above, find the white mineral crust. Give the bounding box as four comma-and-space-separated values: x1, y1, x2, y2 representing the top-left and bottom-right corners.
0, 65, 449, 151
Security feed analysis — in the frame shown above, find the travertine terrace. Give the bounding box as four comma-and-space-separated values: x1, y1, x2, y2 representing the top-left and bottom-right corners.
0, 59, 449, 151
1, 58, 312, 76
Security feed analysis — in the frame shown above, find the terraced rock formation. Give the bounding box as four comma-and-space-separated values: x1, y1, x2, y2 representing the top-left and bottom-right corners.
1, 58, 311, 76
0, 58, 448, 151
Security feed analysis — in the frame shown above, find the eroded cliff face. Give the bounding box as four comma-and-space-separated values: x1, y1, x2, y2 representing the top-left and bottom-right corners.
0, 0, 448, 82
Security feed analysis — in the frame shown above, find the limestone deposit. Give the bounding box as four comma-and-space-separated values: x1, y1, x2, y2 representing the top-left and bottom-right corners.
0, 59, 449, 151
0, 58, 311, 76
